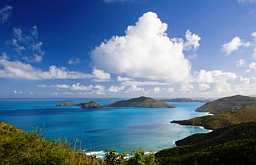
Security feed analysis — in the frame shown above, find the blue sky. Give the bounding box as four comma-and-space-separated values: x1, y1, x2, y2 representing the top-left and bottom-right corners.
1, 0, 256, 98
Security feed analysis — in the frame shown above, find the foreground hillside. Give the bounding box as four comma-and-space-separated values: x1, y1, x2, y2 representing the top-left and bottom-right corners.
155, 122, 256, 165
2, 120, 256, 165
0, 121, 103, 165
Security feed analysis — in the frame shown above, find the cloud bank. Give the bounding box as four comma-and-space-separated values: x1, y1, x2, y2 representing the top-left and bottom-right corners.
0, 56, 91, 80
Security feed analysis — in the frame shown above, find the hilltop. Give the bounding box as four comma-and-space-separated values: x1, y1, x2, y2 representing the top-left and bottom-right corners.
108, 96, 174, 108
196, 95, 256, 114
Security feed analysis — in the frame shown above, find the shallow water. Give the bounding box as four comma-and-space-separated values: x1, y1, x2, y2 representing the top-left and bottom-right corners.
0, 98, 209, 153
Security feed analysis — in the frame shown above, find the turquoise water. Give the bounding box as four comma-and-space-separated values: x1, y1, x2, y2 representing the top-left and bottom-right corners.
0, 98, 209, 153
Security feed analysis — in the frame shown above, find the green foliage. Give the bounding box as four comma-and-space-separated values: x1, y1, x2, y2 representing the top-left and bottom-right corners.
104, 150, 126, 165
0, 122, 103, 165
127, 150, 157, 165
156, 122, 256, 165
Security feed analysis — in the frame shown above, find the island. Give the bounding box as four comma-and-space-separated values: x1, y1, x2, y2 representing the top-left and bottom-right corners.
80, 101, 101, 109
57, 101, 102, 109
56, 101, 79, 107
108, 96, 175, 108
161, 98, 209, 102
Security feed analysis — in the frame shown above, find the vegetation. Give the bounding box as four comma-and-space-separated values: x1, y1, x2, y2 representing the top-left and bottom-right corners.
172, 107, 256, 130
104, 151, 126, 165
127, 150, 157, 165
196, 95, 256, 114
108, 96, 174, 108
0, 121, 103, 165
155, 122, 256, 165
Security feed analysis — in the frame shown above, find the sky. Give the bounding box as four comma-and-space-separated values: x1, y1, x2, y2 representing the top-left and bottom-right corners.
1, 0, 256, 98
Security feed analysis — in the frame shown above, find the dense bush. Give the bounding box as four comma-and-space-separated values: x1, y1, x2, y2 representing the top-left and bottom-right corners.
0, 122, 103, 165
155, 122, 256, 165
127, 150, 157, 165
104, 150, 126, 165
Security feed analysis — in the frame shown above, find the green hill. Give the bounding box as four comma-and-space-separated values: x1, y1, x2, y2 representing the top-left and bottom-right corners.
196, 95, 256, 114
108, 96, 174, 108
155, 122, 256, 165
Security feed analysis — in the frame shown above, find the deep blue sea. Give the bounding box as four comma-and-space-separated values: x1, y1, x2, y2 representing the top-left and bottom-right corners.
0, 98, 209, 155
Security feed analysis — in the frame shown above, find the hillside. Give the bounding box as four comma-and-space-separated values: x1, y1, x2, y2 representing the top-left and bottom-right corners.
196, 95, 256, 114
108, 96, 174, 108
155, 122, 256, 165
172, 107, 256, 130
0, 122, 103, 165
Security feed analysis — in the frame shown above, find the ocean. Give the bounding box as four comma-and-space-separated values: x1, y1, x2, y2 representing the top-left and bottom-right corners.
0, 98, 209, 156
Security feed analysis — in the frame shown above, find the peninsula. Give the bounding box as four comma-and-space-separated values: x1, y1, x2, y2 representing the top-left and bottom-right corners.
172, 95, 256, 130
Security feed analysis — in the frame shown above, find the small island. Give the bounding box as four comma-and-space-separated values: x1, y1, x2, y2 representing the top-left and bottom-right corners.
57, 101, 102, 109
56, 102, 79, 107
108, 96, 174, 108
80, 101, 101, 109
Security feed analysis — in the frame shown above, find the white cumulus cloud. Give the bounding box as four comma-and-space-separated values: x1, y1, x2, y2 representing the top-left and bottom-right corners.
184, 30, 201, 50
248, 62, 256, 71
222, 36, 250, 55
92, 12, 195, 82
92, 68, 111, 82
